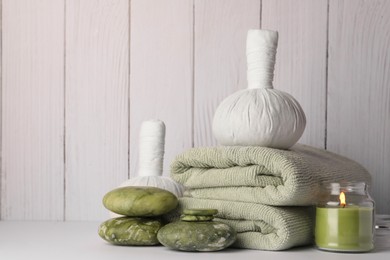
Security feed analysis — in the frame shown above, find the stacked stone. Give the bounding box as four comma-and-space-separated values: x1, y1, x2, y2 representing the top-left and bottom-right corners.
158, 209, 236, 251
98, 186, 178, 246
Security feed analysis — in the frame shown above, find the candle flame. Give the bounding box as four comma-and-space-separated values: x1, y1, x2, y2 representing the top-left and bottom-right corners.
339, 192, 346, 207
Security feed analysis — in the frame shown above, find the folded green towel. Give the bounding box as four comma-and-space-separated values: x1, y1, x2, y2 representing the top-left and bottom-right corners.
171, 144, 371, 206
167, 197, 314, 250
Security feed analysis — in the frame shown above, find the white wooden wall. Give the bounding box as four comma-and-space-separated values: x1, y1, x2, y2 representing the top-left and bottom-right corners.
1, 0, 389, 221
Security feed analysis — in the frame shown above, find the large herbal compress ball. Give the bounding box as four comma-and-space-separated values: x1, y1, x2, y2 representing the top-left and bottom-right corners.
212, 30, 306, 149
213, 88, 305, 149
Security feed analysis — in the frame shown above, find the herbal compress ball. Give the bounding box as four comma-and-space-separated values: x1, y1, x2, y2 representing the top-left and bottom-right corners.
109, 120, 184, 218
118, 120, 184, 197
212, 30, 306, 149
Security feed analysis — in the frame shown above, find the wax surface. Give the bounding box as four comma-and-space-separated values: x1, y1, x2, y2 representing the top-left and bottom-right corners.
315, 207, 374, 252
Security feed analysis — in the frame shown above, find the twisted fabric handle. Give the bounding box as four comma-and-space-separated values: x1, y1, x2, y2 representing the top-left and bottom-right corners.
138, 119, 165, 176
246, 29, 278, 89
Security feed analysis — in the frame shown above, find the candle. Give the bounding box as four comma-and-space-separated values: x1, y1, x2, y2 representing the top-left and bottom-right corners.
315, 207, 373, 251
315, 182, 374, 252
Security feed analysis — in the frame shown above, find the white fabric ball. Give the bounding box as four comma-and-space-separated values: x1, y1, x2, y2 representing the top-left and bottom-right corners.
212, 88, 306, 149
108, 119, 185, 218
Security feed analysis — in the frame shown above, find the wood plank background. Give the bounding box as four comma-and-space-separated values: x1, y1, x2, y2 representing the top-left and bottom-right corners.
129, 0, 193, 179
65, 0, 129, 221
1, 0, 390, 220
1, 0, 65, 220
327, 0, 390, 217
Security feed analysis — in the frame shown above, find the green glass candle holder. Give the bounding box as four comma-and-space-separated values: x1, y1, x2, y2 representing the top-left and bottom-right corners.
315, 182, 375, 252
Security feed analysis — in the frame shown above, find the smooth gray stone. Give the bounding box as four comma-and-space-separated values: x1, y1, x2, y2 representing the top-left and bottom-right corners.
157, 221, 236, 251
98, 217, 162, 246
103, 186, 178, 217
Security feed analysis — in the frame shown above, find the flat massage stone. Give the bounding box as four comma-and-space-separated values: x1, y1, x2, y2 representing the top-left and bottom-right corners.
180, 215, 214, 222
103, 186, 178, 217
182, 208, 218, 216
157, 220, 236, 252
98, 217, 162, 246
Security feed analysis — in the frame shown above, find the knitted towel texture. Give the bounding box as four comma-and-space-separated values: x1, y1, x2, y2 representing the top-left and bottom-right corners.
169, 197, 314, 251
171, 144, 371, 206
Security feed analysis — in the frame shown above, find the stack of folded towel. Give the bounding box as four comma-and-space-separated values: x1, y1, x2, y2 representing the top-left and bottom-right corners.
169, 144, 371, 250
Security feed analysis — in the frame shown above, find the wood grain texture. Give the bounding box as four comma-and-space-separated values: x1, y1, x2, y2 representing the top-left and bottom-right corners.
130, 0, 193, 177
1, 0, 65, 220
0, 0, 2, 219
193, 0, 261, 147
327, 0, 390, 214
65, 0, 129, 220
1, 0, 390, 220
262, 0, 328, 148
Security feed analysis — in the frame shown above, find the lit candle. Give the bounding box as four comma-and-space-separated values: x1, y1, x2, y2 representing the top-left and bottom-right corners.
315, 182, 374, 252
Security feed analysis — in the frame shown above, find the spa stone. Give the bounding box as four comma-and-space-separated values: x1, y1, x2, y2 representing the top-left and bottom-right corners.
98, 217, 162, 245
157, 208, 236, 251
183, 208, 218, 216
157, 221, 236, 251
103, 186, 178, 217
181, 215, 214, 222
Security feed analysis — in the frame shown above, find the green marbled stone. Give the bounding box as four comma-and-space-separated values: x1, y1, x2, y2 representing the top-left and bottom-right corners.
157, 221, 236, 251
103, 186, 178, 217
98, 217, 162, 245
183, 208, 218, 216
180, 215, 214, 222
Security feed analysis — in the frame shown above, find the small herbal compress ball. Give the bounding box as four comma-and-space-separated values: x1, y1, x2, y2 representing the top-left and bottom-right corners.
109, 119, 184, 218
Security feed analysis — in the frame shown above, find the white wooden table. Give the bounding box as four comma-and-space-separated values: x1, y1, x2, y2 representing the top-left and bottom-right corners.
0, 221, 389, 260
